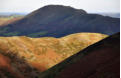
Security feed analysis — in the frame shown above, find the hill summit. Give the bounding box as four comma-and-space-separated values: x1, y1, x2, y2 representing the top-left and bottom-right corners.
27, 5, 87, 17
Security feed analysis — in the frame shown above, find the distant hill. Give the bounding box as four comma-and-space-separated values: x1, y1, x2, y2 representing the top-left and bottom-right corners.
97, 13, 120, 18
0, 15, 24, 26
0, 33, 107, 78
0, 12, 27, 16
0, 5, 119, 37
39, 32, 120, 78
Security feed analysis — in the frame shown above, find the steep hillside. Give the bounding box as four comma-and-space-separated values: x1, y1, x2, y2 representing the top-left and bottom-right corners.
39, 33, 120, 78
0, 5, 119, 37
0, 33, 107, 78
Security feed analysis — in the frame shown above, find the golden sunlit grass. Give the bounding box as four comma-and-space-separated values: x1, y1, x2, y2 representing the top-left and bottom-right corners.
0, 33, 108, 72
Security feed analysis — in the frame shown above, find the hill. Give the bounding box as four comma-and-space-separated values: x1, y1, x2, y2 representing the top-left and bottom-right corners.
39, 32, 120, 78
0, 5, 119, 37
0, 33, 107, 78
0, 15, 24, 26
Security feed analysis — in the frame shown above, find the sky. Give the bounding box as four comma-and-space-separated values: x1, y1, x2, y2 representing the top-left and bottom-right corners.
0, 0, 120, 13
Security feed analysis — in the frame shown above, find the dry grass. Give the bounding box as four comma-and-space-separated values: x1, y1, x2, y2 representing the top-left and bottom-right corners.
0, 33, 108, 72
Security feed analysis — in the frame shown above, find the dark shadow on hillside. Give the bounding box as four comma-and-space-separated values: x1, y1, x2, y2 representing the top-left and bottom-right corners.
0, 5, 119, 38
39, 32, 120, 78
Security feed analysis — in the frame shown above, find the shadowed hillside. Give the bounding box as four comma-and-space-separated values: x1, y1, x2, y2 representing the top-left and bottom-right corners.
0, 5, 119, 37
39, 32, 120, 78
0, 33, 107, 75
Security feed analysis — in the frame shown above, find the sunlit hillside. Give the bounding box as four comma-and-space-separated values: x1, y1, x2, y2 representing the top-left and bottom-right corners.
0, 15, 24, 26
0, 33, 107, 73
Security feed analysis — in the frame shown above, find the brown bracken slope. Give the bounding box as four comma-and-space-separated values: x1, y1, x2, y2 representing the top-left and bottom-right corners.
0, 33, 107, 78
39, 32, 120, 78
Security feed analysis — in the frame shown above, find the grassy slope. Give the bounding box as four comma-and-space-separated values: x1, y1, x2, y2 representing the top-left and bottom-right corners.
0, 33, 107, 73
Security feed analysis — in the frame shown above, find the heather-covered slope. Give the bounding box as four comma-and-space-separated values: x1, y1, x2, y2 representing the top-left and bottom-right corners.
0, 5, 119, 37
0, 33, 107, 78
39, 32, 120, 78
